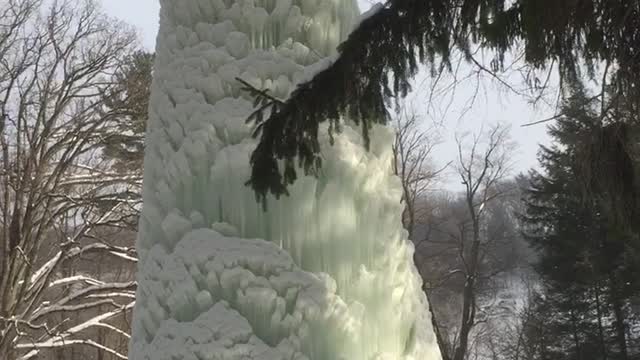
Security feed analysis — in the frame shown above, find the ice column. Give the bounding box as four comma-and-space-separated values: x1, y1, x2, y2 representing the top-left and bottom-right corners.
128, 0, 443, 359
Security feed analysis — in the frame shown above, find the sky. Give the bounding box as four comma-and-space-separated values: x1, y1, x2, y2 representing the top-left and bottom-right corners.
100, 0, 554, 191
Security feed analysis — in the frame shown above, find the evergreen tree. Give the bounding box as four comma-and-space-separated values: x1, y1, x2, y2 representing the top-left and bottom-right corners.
521, 89, 640, 360
100, 51, 154, 172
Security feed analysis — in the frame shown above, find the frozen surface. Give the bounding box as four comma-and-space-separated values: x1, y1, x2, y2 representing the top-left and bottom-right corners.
129, 0, 442, 359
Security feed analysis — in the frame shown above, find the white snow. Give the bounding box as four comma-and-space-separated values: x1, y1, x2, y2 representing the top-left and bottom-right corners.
130, 0, 442, 359
353, 2, 385, 28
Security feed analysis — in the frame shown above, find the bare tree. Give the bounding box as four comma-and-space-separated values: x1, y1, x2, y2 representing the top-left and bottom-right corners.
449, 123, 515, 360
392, 108, 448, 239
0, 1, 140, 359
391, 108, 454, 357
411, 124, 517, 360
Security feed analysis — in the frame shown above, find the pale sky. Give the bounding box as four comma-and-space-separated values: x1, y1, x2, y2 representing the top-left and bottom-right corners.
100, 0, 554, 191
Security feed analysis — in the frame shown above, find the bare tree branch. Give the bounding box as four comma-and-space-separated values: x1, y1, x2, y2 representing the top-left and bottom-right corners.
0, 1, 139, 358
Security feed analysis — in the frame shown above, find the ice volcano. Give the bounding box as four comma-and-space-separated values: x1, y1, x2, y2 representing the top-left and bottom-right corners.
128, 0, 442, 359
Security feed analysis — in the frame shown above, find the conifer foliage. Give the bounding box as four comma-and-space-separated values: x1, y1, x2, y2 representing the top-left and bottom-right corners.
244, 0, 640, 205
101, 51, 154, 172
521, 89, 640, 359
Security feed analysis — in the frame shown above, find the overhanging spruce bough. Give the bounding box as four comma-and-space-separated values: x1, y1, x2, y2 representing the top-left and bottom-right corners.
129, 0, 442, 359
245, 0, 640, 208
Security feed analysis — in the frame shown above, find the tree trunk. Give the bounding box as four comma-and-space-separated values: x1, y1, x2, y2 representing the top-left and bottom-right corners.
569, 306, 582, 360
425, 287, 452, 360
453, 216, 480, 360
453, 275, 476, 360
594, 283, 608, 360
610, 284, 629, 360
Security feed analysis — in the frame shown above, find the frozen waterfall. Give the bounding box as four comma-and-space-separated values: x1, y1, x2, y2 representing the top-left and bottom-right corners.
128, 0, 443, 359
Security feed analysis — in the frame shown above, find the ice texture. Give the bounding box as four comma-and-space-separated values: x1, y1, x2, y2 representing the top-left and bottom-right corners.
129, 0, 442, 359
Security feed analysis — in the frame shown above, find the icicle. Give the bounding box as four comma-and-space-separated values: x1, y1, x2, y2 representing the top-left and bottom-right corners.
130, 0, 443, 359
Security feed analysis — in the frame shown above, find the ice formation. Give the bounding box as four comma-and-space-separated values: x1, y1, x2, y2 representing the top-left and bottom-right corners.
129, 0, 442, 359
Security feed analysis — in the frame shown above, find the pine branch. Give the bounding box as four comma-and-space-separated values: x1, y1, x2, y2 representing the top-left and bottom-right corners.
236, 77, 285, 107
242, 0, 458, 206
240, 0, 640, 209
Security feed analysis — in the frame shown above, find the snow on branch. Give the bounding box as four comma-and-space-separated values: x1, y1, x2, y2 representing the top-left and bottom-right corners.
26, 242, 136, 291
62, 242, 137, 263
16, 301, 135, 360
58, 173, 143, 187
0, 0, 139, 358
30, 281, 136, 321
